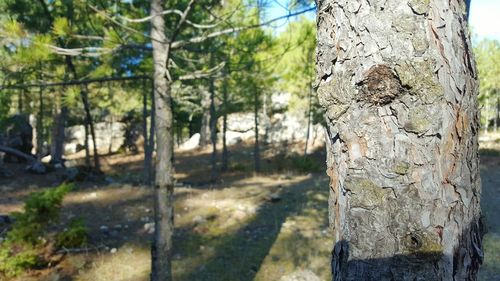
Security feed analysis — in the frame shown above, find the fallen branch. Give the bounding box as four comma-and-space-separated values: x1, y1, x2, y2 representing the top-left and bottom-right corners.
0, 145, 36, 163
56, 244, 109, 254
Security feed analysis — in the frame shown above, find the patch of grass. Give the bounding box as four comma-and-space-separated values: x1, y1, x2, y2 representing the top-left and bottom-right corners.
289, 155, 323, 173
479, 233, 500, 281
229, 162, 246, 172
480, 148, 500, 157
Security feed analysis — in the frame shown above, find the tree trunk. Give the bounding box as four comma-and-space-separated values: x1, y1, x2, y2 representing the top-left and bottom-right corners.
221, 78, 229, 172
316, 1, 483, 280
304, 84, 313, 156
83, 121, 91, 167
36, 85, 44, 160
254, 91, 260, 173
142, 80, 150, 183
150, 0, 174, 279
50, 101, 67, 166
80, 88, 100, 173
494, 95, 499, 132
146, 81, 156, 186
199, 89, 211, 147
483, 93, 489, 134
209, 78, 217, 182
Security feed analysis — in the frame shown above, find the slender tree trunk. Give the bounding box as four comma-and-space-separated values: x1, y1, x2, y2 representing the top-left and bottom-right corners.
150, 0, 174, 279
254, 91, 260, 173
304, 84, 313, 156
36, 85, 44, 160
18, 87, 24, 113
83, 122, 91, 167
484, 97, 489, 134
199, 89, 211, 147
50, 92, 67, 165
146, 81, 156, 186
142, 80, 150, 183
494, 95, 499, 132
317, 1, 483, 280
209, 78, 217, 182
80, 87, 100, 173
221, 78, 229, 172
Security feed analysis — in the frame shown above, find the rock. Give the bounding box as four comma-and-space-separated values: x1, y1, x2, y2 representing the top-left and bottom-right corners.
26, 161, 47, 174
0, 215, 12, 224
65, 159, 78, 168
179, 133, 200, 150
110, 248, 117, 254
65, 122, 126, 154
63, 167, 80, 181
105, 176, 116, 184
2, 115, 33, 162
192, 215, 207, 225
271, 92, 291, 111
0, 166, 13, 178
279, 270, 321, 281
144, 222, 155, 234
269, 193, 281, 202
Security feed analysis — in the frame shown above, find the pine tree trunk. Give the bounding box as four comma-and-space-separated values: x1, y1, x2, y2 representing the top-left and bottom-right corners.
150, 0, 174, 279
494, 95, 499, 132
36, 85, 44, 160
221, 79, 229, 172
80, 88, 100, 173
304, 84, 313, 156
147, 81, 156, 185
316, 1, 483, 280
83, 121, 91, 167
199, 89, 211, 147
142, 81, 150, 183
209, 79, 217, 182
254, 92, 260, 173
50, 102, 67, 166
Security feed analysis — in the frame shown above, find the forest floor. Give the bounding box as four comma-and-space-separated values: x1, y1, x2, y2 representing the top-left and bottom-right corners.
0, 135, 499, 281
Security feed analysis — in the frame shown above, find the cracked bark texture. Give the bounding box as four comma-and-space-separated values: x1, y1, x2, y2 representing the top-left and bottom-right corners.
316, 0, 483, 280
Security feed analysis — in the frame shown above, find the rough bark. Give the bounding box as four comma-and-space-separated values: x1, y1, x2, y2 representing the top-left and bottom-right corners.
150, 0, 175, 279
316, 0, 483, 280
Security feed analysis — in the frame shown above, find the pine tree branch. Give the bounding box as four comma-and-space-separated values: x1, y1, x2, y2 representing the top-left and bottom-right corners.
178, 62, 226, 80
170, 6, 316, 49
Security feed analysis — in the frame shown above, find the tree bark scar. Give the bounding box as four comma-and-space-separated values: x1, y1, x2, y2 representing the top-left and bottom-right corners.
356, 64, 402, 105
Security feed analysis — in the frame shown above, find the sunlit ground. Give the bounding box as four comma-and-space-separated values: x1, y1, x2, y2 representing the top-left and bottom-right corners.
479, 132, 500, 281
57, 175, 331, 281
2, 136, 499, 280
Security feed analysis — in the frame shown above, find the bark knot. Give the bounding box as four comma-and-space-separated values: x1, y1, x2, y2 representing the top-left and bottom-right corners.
357, 65, 402, 105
